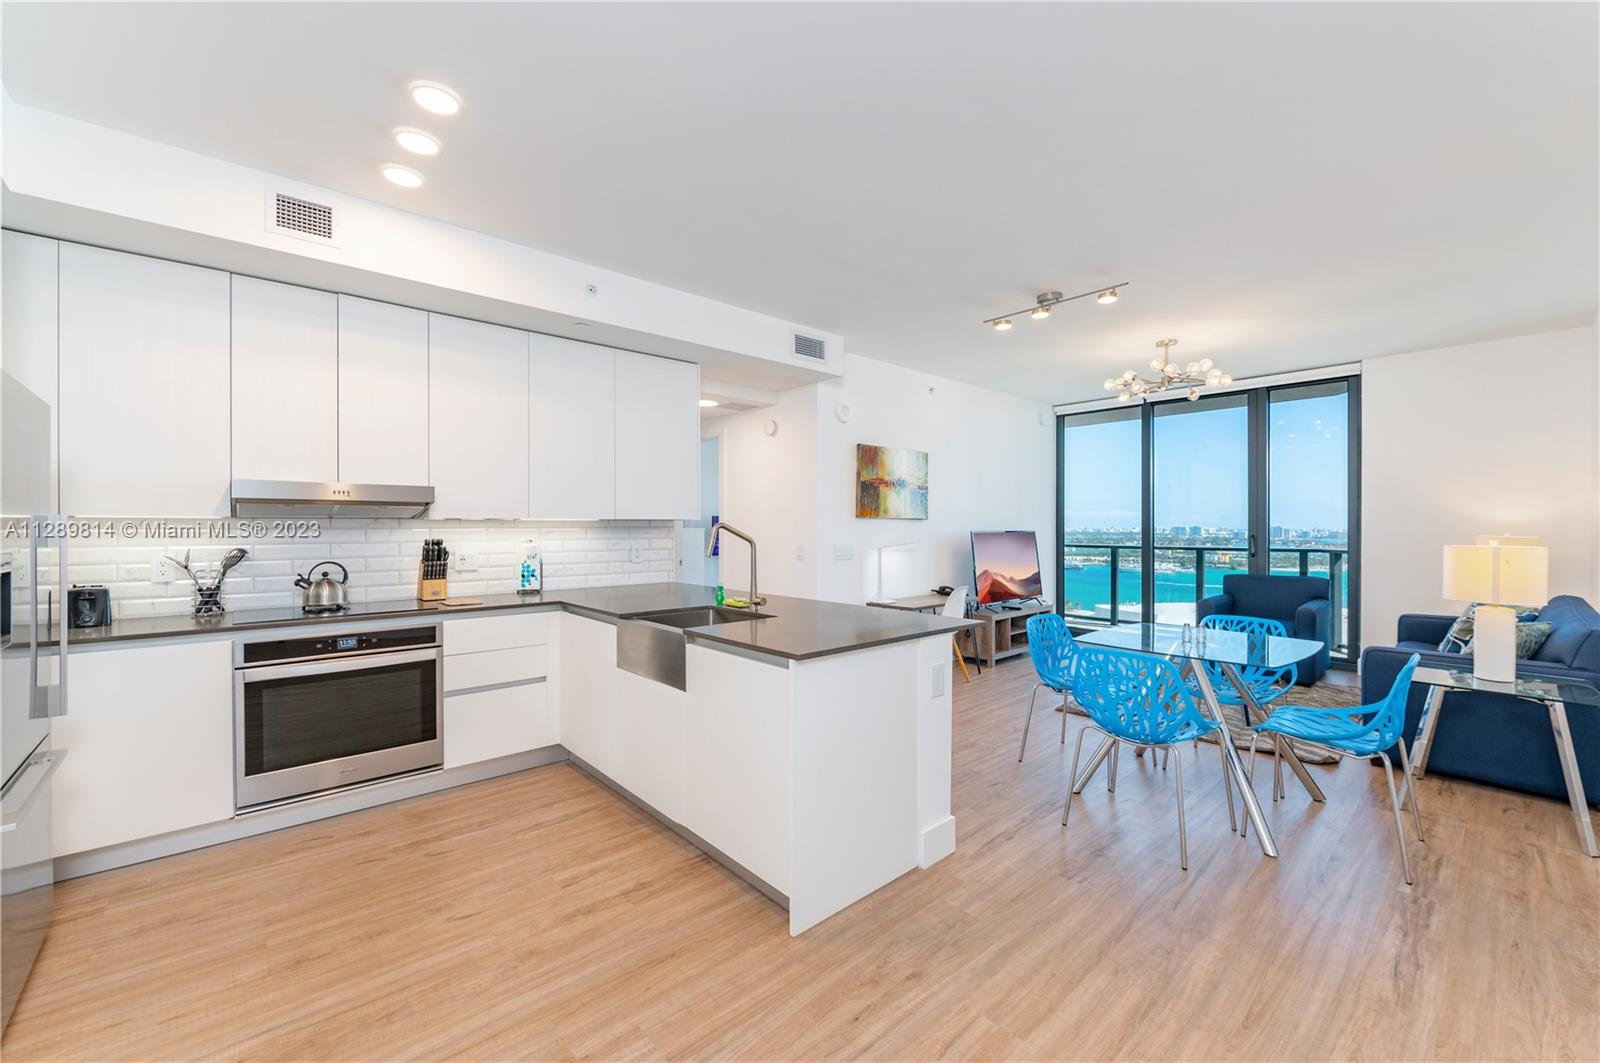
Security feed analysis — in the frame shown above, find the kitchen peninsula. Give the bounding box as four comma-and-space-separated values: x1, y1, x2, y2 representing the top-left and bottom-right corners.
33, 584, 974, 935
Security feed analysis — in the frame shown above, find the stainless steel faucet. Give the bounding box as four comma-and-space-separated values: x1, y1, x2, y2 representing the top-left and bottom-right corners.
706, 522, 766, 608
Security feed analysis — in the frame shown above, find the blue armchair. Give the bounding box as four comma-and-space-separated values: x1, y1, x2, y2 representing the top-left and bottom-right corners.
1363, 595, 1600, 804
1196, 574, 1332, 684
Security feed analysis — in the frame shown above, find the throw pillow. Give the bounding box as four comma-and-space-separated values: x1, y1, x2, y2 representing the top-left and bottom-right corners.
1437, 603, 1542, 654
1464, 620, 1553, 659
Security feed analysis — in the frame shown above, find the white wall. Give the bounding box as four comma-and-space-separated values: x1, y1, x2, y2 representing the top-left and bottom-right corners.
715, 354, 1054, 606
1362, 325, 1599, 647
814, 355, 1055, 605
714, 386, 821, 599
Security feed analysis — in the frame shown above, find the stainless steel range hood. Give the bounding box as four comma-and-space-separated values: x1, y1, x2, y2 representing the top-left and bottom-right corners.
230, 480, 434, 519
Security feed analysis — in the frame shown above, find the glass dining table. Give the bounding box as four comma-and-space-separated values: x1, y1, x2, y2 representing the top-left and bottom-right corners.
1076, 622, 1331, 858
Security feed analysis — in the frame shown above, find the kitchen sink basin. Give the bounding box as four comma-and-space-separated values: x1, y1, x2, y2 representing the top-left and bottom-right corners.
617, 606, 772, 689
628, 606, 772, 629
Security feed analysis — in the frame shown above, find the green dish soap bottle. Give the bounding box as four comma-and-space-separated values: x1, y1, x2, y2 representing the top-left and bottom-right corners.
715, 584, 725, 606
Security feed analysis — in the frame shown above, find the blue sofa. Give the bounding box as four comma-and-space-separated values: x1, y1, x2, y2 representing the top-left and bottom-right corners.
1197, 574, 1332, 684
1363, 595, 1600, 805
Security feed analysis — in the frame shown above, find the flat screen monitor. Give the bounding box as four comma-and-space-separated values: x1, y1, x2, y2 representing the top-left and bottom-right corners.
971, 530, 1043, 606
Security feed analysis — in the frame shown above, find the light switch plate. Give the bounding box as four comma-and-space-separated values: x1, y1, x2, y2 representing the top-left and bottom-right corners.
931, 661, 947, 697
833, 544, 855, 562
795, 544, 806, 562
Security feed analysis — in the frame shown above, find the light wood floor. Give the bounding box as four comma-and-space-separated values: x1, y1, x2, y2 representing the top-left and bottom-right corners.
7, 660, 1598, 1061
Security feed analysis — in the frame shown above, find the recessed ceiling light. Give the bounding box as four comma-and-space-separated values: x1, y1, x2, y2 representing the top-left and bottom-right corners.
394, 128, 440, 156
699, 399, 720, 408
410, 81, 461, 116
381, 164, 424, 189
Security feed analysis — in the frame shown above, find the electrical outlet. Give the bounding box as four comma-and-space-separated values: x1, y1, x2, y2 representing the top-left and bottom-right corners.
151, 556, 175, 585
454, 552, 477, 573
629, 543, 643, 564
931, 661, 947, 697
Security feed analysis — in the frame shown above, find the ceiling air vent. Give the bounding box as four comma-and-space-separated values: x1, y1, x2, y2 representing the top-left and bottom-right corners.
793, 333, 827, 361
266, 191, 337, 245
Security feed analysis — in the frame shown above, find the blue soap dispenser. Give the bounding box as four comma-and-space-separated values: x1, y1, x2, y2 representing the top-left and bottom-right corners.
519, 542, 542, 594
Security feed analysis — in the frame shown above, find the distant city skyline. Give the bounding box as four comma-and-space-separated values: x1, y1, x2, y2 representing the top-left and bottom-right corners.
1061, 390, 1349, 533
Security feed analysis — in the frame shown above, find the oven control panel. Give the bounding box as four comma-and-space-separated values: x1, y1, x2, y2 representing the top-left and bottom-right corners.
238, 625, 440, 667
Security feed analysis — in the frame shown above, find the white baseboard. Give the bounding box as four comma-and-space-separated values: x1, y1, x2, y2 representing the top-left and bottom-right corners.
919, 814, 956, 868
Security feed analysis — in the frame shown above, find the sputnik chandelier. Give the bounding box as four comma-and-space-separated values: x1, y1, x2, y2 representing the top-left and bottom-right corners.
982, 283, 1128, 331
1105, 339, 1232, 403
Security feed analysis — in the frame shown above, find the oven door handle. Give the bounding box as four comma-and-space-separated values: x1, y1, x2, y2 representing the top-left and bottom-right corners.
239, 647, 441, 683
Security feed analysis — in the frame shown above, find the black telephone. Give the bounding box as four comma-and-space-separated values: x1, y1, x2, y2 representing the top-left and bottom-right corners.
933, 585, 955, 596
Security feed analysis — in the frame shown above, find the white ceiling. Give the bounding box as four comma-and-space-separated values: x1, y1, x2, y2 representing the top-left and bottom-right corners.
3, 2, 1596, 403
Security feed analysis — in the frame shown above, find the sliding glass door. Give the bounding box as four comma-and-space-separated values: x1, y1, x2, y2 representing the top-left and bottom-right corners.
1057, 375, 1360, 664
1267, 381, 1355, 655
1152, 393, 1249, 625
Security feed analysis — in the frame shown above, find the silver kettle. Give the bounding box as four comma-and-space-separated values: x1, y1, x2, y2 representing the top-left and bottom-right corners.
295, 561, 350, 613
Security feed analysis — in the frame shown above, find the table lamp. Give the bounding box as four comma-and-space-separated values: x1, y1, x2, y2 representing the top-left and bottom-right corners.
1442, 538, 1549, 682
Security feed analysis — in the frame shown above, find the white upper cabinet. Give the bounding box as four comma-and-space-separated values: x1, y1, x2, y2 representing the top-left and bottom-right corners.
2, 232, 60, 513
428, 313, 529, 518
230, 276, 338, 483
614, 350, 699, 520
338, 295, 429, 485
59, 243, 231, 516
529, 333, 615, 519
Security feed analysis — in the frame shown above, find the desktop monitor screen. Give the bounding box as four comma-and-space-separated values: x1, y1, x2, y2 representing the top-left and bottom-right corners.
971, 530, 1043, 606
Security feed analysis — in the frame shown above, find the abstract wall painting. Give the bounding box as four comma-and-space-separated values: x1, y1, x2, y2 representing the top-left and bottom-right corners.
855, 444, 929, 519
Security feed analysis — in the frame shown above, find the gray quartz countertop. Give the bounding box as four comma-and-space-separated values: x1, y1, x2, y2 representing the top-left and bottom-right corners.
25, 583, 978, 662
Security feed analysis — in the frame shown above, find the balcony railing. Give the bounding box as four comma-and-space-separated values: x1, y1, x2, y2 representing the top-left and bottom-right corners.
1060, 544, 1351, 657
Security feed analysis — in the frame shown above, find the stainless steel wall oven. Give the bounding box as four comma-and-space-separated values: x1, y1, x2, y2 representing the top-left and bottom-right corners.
234, 625, 442, 809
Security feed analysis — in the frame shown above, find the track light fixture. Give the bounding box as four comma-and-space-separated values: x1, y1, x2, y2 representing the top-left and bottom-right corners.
983, 283, 1128, 329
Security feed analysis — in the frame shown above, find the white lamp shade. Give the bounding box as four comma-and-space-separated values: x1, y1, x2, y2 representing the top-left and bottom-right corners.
1442, 543, 1549, 606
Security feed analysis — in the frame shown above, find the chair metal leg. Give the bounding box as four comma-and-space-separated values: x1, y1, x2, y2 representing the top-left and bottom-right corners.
1174, 745, 1188, 871
1161, 746, 1170, 771
1273, 736, 1284, 802
1063, 726, 1089, 827
953, 638, 972, 684
1108, 740, 1120, 793
1072, 736, 1116, 793
1378, 751, 1414, 886
1396, 738, 1425, 842
1059, 693, 1071, 745
1018, 684, 1042, 762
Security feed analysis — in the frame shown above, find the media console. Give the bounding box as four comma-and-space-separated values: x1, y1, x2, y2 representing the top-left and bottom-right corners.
966, 598, 1053, 669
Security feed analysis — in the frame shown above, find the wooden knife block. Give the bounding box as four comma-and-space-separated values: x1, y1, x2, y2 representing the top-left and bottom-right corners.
417, 563, 448, 603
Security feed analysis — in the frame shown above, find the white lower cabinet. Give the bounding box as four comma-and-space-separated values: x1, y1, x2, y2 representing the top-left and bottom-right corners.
441, 614, 552, 768
557, 614, 617, 774
443, 682, 553, 768
683, 646, 791, 892
613, 669, 687, 824
52, 640, 234, 857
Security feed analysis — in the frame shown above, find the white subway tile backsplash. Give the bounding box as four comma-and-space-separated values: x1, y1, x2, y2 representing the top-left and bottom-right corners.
67, 518, 677, 619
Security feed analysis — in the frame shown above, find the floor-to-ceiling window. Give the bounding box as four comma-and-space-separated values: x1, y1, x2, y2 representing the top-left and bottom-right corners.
1058, 408, 1142, 620
1056, 374, 1360, 664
